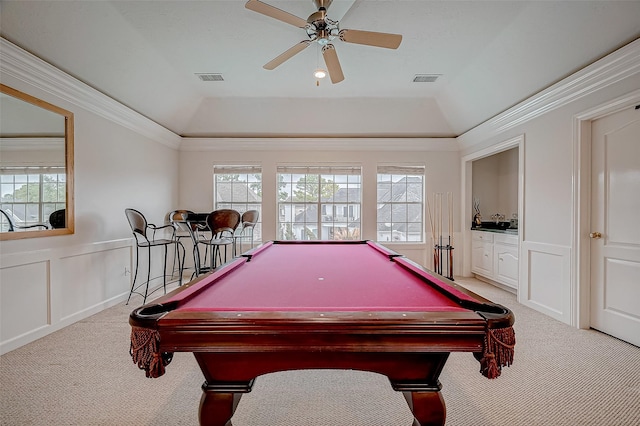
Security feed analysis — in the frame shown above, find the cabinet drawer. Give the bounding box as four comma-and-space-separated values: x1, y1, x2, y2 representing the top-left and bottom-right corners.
471, 231, 494, 242
494, 233, 518, 245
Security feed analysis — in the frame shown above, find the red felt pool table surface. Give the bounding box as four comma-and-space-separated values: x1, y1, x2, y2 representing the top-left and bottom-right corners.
172, 241, 472, 312
130, 240, 515, 426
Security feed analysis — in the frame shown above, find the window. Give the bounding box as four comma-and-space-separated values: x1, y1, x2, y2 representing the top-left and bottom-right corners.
0, 166, 66, 231
377, 165, 425, 242
213, 165, 262, 242
277, 165, 361, 240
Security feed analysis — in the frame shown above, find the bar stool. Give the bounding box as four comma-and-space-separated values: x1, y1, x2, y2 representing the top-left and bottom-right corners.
198, 209, 240, 270
125, 208, 185, 304
233, 210, 259, 256
168, 209, 194, 276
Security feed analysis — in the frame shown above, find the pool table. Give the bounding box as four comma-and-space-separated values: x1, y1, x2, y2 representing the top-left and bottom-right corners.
130, 240, 515, 426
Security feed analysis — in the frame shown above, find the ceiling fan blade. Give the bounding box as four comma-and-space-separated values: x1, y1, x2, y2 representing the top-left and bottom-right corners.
322, 44, 344, 84
339, 29, 402, 49
245, 0, 308, 28
264, 41, 312, 70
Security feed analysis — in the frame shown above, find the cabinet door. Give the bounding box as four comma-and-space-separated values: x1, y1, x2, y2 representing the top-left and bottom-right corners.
494, 244, 518, 288
472, 241, 494, 277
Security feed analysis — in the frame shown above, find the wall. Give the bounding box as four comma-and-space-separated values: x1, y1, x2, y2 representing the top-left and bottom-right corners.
0, 41, 181, 354
177, 141, 461, 269
471, 147, 519, 223
2, 34, 638, 353
496, 148, 519, 219
459, 39, 640, 326
0, 39, 462, 354
0, 141, 65, 166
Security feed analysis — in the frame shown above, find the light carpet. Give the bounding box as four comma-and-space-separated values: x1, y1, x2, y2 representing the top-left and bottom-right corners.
1, 277, 639, 425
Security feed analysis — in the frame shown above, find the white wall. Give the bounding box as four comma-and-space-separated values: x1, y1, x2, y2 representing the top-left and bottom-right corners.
177, 141, 461, 269
459, 39, 640, 326
496, 148, 519, 219
2, 35, 638, 354
0, 42, 180, 354
0, 40, 463, 354
184, 98, 455, 137
471, 147, 519, 223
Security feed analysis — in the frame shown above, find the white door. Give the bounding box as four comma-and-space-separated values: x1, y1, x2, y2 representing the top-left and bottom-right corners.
590, 105, 640, 346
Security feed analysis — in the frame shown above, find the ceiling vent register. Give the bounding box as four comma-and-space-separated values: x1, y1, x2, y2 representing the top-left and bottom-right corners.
413, 74, 440, 83
196, 73, 224, 82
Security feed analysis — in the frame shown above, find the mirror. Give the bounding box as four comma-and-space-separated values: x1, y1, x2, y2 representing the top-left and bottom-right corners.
0, 84, 74, 240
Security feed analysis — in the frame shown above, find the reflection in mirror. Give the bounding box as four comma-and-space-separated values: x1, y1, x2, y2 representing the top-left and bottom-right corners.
0, 84, 74, 240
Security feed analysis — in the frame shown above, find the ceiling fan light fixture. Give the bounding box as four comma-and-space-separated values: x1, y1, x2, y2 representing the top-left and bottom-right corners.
314, 68, 327, 79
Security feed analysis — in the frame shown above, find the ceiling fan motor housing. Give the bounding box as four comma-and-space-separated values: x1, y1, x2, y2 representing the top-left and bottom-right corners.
306, 8, 339, 44
312, 0, 333, 11
307, 10, 327, 27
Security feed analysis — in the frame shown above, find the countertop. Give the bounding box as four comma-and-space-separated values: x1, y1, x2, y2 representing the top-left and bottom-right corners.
471, 227, 518, 235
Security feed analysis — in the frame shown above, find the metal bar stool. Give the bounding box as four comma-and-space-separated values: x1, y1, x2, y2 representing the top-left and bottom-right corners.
198, 209, 240, 271
125, 208, 185, 304
233, 210, 259, 257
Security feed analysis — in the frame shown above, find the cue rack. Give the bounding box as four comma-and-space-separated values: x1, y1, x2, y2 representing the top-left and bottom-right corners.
428, 192, 454, 281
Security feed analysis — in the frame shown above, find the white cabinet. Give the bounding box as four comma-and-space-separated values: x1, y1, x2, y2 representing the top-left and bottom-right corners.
471, 232, 493, 277
493, 234, 519, 288
471, 231, 519, 290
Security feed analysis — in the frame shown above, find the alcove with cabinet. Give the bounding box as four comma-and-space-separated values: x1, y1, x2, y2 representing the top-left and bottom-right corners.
470, 147, 519, 292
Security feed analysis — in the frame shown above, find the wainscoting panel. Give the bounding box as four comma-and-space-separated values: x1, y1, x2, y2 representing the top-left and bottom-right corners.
0, 239, 132, 354
55, 241, 132, 323
519, 241, 572, 323
0, 257, 50, 350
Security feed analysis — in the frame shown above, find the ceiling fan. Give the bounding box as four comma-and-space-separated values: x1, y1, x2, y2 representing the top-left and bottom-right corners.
245, 0, 402, 84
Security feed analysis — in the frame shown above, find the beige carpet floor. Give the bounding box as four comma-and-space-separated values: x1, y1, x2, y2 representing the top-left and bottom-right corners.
1, 277, 639, 425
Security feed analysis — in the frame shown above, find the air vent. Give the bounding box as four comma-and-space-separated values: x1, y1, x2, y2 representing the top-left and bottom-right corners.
196, 73, 224, 82
413, 74, 440, 83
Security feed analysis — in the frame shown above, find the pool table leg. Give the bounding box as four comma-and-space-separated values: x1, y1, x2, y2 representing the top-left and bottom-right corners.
199, 380, 254, 426
393, 381, 446, 426
404, 389, 446, 426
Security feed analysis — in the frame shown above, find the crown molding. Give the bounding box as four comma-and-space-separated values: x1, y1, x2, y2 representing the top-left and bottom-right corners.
0, 38, 181, 149
180, 137, 459, 152
458, 38, 640, 150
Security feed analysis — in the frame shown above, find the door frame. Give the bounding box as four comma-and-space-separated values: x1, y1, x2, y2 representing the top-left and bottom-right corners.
572, 89, 640, 328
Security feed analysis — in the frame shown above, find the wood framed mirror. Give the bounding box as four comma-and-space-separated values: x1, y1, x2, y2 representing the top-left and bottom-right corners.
0, 84, 74, 240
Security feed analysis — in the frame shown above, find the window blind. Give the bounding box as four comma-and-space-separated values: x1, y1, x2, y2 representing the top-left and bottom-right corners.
0, 166, 66, 175
277, 165, 362, 175
377, 165, 425, 175
213, 165, 262, 174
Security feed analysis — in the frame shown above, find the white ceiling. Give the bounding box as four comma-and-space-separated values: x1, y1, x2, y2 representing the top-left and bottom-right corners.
1, 0, 639, 138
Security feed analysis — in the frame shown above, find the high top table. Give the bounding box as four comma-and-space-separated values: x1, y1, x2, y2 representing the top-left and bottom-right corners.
174, 212, 209, 277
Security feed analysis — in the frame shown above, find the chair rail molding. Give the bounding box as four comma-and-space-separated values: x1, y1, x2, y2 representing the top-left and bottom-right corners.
0, 37, 181, 149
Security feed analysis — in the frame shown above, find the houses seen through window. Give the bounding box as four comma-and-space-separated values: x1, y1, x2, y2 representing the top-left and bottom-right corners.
213, 165, 262, 242
377, 165, 425, 242
277, 166, 361, 240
